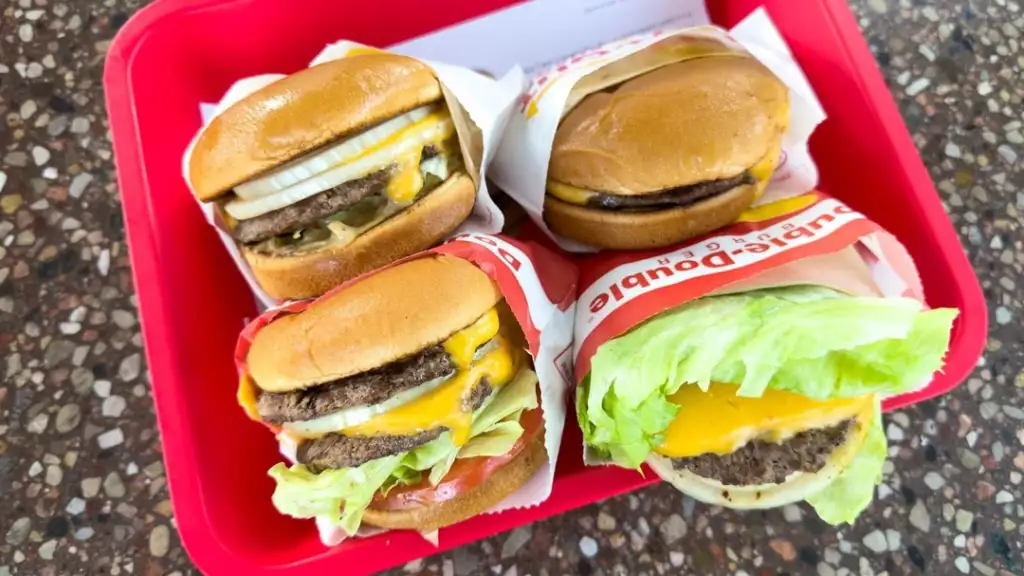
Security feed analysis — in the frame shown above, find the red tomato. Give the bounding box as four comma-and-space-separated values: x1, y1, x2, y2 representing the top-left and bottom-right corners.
372, 407, 545, 511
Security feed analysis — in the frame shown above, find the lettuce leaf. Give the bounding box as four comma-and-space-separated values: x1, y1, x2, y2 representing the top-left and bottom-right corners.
268, 368, 540, 533
580, 286, 957, 470
806, 404, 886, 524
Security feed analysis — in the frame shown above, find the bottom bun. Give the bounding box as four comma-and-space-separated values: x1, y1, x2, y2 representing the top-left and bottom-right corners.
362, 430, 548, 532
645, 420, 869, 510
543, 182, 757, 250
243, 173, 476, 300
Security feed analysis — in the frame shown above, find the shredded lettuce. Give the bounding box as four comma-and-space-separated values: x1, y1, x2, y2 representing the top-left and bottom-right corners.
578, 285, 956, 523
269, 368, 540, 534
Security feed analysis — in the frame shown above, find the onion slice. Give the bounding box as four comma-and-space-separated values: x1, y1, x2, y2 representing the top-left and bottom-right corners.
235, 105, 436, 200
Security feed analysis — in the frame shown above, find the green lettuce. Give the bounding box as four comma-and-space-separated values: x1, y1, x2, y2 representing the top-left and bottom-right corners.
806, 404, 886, 523
269, 368, 539, 534
578, 285, 956, 523
580, 286, 957, 469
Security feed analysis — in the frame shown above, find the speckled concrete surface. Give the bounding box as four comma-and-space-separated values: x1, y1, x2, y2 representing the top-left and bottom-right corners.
0, 0, 1020, 574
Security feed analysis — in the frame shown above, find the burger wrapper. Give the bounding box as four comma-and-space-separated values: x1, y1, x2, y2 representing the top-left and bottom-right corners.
181, 41, 524, 309
569, 191, 929, 464
490, 8, 827, 252
234, 234, 577, 546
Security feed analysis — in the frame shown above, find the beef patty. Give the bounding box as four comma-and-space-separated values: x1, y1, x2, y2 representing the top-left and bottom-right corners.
232, 168, 392, 244
257, 346, 455, 425
232, 145, 444, 244
586, 172, 754, 211
672, 420, 854, 486
297, 381, 495, 471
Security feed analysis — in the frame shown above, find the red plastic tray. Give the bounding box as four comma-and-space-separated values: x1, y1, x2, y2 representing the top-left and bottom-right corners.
104, 0, 986, 573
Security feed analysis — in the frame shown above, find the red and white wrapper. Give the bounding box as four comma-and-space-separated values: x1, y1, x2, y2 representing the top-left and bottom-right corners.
234, 234, 577, 546
182, 41, 524, 309
490, 8, 827, 252
573, 191, 927, 393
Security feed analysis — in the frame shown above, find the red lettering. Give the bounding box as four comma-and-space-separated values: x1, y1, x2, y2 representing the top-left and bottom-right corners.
674, 260, 698, 272
808, 213, 835, 231
782, 226, 815, 241
834, 205, 853, 214
590, 293, 609, 314
610, 283, 624, 302
622, 273, 650, 291
702, 251, 735, 268
771, 237, 788, 247
497, 248, 522, 271
647, 266, 674, 281
744, 243, 771, 254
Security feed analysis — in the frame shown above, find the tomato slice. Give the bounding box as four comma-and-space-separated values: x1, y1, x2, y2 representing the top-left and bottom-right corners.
372, 407, 545, 511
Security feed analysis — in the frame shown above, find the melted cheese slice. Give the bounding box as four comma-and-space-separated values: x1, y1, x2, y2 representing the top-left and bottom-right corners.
237, 374, 262, 421
342, 334, 517, 446
654, 383, 875, 459
444, 308, 500, 369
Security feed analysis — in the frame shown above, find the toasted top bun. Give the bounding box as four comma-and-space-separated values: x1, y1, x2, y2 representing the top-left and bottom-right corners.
549, 55, 789, 195
247, 255, 502, 393
190, 53, 443, 202
363, 426, 547, 532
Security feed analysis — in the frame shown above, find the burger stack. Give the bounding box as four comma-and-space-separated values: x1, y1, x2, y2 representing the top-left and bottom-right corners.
185, 27, 960, 540
188, 50, 558, 537
526, 33, 958, 525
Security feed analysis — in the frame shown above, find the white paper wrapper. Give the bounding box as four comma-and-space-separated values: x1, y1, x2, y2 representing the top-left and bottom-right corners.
235, 234, 577, 547
181, 42, 522, 309
490, 8, 828, 252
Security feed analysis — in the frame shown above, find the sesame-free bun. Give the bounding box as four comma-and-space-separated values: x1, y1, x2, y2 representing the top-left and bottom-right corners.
241, 173, 476, 300
190, 53, 443, 202
362, 429, 547, 532
246, 252, 502, 393
549, 54, 788, 195
544, 181, 759, 250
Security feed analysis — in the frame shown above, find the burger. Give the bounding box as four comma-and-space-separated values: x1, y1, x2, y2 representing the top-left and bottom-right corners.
577, 284, 957, 523
188, 53, 476, 300
237, 255, 546, 533
544, 36, 790, 249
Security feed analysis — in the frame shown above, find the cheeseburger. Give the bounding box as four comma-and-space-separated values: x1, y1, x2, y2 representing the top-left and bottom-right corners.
578, 284, 957, 524
189, 53, 475, 300
544, 37, 789, 249
238, 256, 546, 533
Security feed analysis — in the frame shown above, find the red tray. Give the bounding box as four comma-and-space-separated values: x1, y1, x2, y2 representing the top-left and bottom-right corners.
104, 0, 986, 573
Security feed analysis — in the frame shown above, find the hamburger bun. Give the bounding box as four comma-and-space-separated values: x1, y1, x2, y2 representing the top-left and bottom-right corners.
190, 53, 443, 202
242, 173, 476, 300
549, 55, 788, 194
247, 253, 502, 393
362, 429, 547, 531
544, 180, 759, 250
645, 416, 871, 510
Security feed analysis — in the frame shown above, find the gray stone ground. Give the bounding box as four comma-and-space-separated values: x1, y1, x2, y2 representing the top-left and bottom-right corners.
0, 0, 1021, 574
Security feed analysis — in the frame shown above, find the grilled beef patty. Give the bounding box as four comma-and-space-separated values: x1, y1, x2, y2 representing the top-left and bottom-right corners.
257, 346, 455, 425
296, 381, 495, 471
298, 429, 445, 473
586, 172, 754, 211
231, 144, 444, 245
232, 168, 392, 244
672, 420, 854, 486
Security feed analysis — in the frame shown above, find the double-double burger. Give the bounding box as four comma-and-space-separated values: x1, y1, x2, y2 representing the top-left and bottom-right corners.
238, 255, 546, 533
